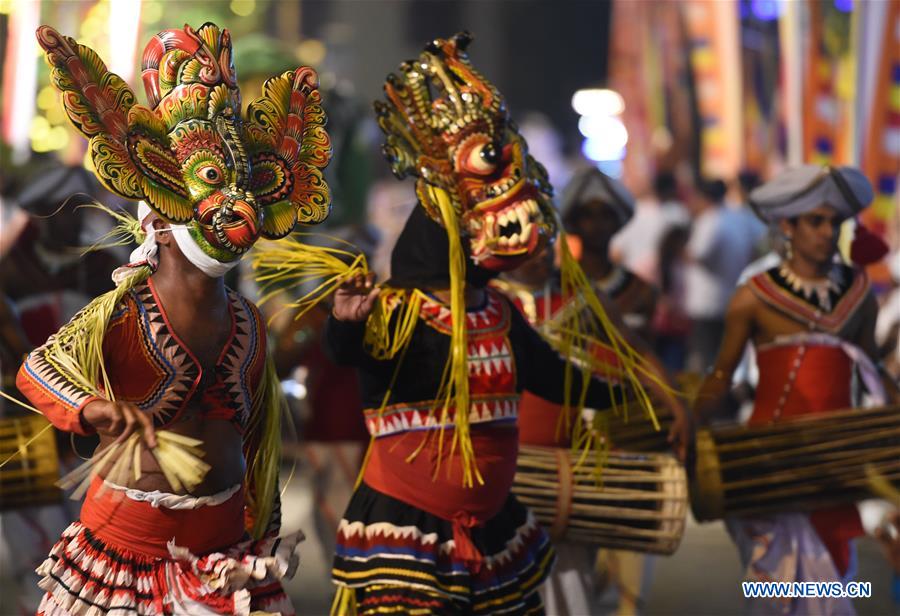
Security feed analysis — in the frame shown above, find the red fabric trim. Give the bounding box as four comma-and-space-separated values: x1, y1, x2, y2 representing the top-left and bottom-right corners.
143, 280, 201, 426
418, 290, 511, 336
363, 426, 519, 571
364, 427, 518, 522
215, 298, 238, 365
509, 290, 566, 325
15, 366, 99, 436
147, 278, 237, 367
512, 292, 624, 447
80, 477, 246, 558
748, 270, 868, 333
359, 594, 445, 609
810, 505, 864, 576
751, 345, 852, 425
517, 391, 575, 447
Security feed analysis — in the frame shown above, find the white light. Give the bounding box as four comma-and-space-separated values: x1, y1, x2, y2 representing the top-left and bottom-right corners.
571, 88, 625, 117
581, 137, 626, 163
108, 0, 143, 82
596, 160, 624, 178
578, 115, 629, 148
2, 0, 40, 163
281, 379, 308, 400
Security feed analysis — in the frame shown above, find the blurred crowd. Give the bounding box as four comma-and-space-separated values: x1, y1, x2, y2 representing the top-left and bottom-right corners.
1, 112, 899, 612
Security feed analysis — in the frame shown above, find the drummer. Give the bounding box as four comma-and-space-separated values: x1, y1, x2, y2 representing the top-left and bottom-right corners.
694, 165, 900, 615
495, 168, 688, 615
497, 168, 689, 457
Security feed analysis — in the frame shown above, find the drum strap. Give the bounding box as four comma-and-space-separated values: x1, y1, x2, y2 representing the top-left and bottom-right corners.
550, 448, 574, 540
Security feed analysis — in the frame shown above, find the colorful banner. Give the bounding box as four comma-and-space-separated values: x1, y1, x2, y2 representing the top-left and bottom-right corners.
801, 0, 856, 165
608, 0, 655, 194
739, 15, 783, 173
683, 1, 743, 179
609, 1, 695, 192
778, 0, 804, 165
861, 0, 900, 228
656, 2, 696, 173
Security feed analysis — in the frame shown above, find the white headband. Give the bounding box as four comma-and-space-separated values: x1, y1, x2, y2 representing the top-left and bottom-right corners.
111, 203, 161, 285
171, 224, 241, 278
112, 202, 241, 284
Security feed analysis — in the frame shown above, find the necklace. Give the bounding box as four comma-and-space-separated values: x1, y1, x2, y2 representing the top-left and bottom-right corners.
777, 263, 845, 312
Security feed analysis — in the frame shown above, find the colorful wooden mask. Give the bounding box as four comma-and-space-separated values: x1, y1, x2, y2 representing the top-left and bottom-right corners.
375, 32, 556, 272
36, 23, 331, 262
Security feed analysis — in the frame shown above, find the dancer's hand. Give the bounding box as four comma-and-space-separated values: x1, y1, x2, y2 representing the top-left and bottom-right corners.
667, 400, 691, 463
83, 400, 157, 448
875, 512, 900, 575
332, 272, 380, 322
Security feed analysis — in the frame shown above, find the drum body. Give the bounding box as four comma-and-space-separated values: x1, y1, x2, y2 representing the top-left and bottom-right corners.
0, 414, 61, 510
512, 445, 687, 555
691, 405, 900, 521
604, 406, 674, 453
601, 372, 699, 453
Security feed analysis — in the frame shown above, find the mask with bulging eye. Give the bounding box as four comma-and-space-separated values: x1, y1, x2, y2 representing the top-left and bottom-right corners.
37, 22, 332, 263
374, 32, 557, 272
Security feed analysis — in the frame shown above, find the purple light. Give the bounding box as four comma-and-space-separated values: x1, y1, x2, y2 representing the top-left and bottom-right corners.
751, 0, 783, 21
834, 0, 853, 13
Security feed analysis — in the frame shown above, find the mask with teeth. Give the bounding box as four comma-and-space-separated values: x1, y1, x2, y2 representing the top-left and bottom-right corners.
374, 32, 557, 272
37, 22, 332, 263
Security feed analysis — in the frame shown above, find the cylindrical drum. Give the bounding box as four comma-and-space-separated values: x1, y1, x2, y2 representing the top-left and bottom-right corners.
512, 445, 687, 555
0, 414, 61, 510
691, 405, 900, 521
600, 372, 700, 453
604, 406, 674, 453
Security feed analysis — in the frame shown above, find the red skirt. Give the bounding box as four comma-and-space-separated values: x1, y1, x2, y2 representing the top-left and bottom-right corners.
35, 478, 302, 615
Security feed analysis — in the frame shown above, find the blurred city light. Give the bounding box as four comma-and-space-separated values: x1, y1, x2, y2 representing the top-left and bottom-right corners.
581, 136, 626, 163
571, 88, 625, 117
578, 114, 629, 146
750, 0, 784, 21
108, 0, 142, 83
230, 0, 256, 17
833, 0, 853, 13
29, 116, 69, 153
595, 159, 624, 178
573, 86, 628, 167
281, 379, 308, 401
142, 1, 163, 24
296, 39, 327, 66
2, 0, 39, 162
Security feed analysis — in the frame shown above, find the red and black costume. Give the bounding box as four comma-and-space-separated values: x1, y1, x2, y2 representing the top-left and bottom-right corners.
328, 208, 621, 614
17, 279, 299, 615
17, 19, 334, 615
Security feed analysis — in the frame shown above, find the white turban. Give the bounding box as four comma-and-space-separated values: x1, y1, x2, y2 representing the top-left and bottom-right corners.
560, 167, 635, 227
749, 165, 873, 223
